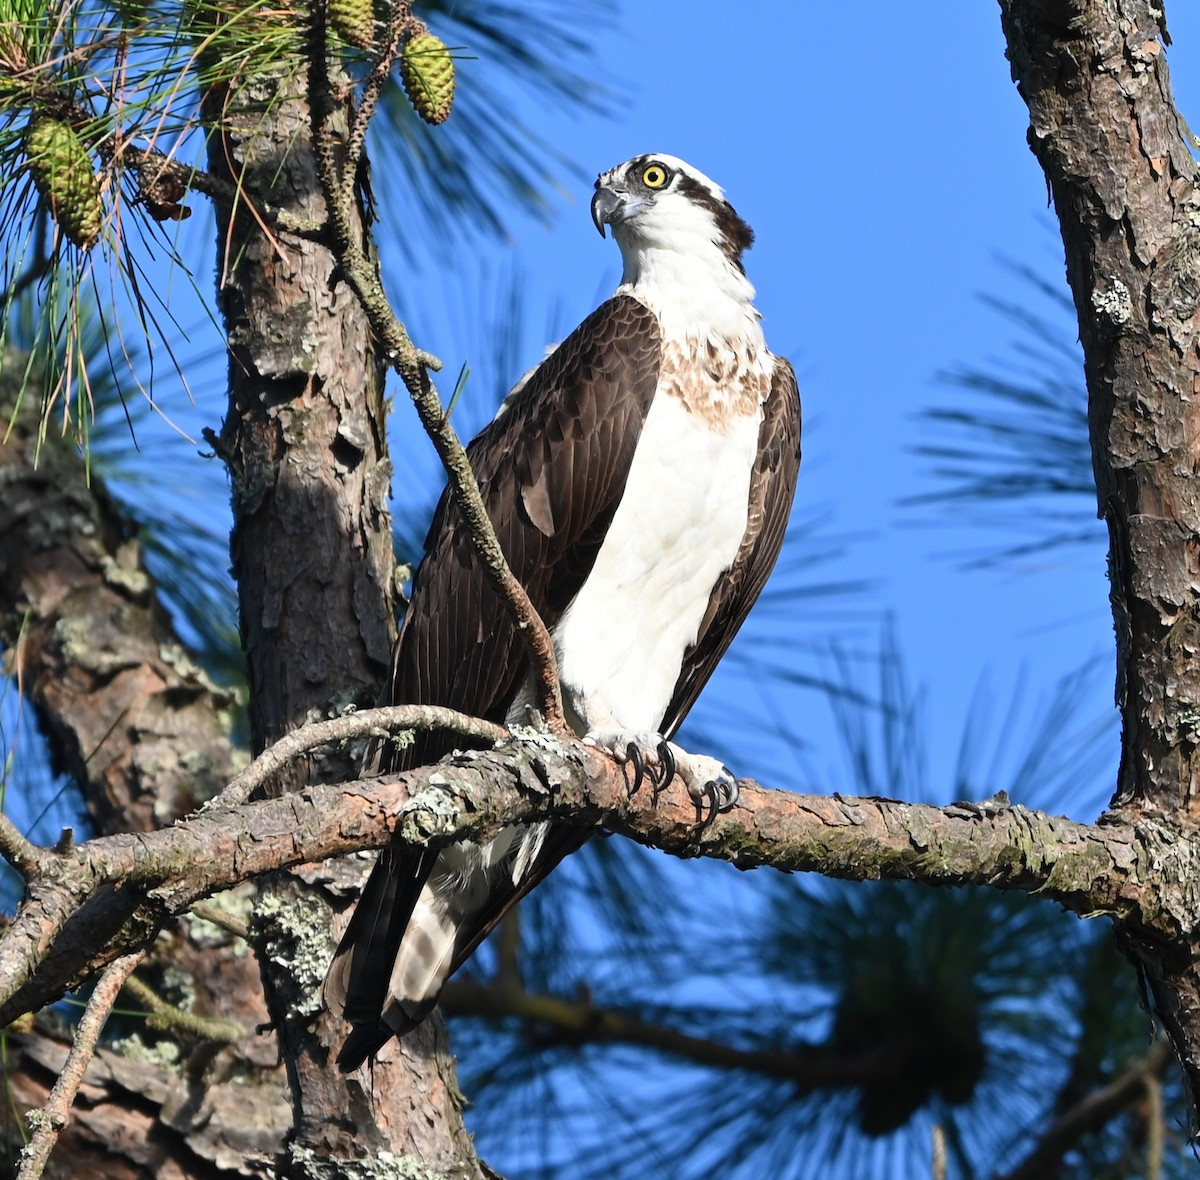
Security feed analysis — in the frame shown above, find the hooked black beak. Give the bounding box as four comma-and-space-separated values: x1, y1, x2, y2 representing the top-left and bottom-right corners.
590, 186, 628, 238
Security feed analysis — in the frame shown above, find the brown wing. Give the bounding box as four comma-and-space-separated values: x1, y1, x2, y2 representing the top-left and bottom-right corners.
661, 357, 802, 736
436, 356, 802, 1011
392, 293, 663, 769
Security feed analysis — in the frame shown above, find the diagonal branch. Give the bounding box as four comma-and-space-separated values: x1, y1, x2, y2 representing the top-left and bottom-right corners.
0, 375, 242, 835
998, 1037, 1174, 1180
306, 3, 566, 735
14, 950, 144, 1180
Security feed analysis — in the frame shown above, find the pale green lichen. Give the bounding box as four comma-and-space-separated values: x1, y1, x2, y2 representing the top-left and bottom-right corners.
100, 547, 151, 596
158, 964, 197, 1012
253, 887, 333, 1020
23, 1108, 56, 1132
111, 1031, 182, 1069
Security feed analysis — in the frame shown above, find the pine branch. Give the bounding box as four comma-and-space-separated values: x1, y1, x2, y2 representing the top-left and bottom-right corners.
121, 972, 244, 1045
440, 980, 876, 1090
15, 951, 143, 1180
998, 1038, 1174, 1180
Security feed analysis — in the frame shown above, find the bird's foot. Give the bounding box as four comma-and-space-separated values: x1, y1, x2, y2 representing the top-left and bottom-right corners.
675, 750, 739, 832
583, 733, 738, 826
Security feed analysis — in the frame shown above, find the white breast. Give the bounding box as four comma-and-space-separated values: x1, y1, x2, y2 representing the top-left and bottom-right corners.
552, 377, 763, 733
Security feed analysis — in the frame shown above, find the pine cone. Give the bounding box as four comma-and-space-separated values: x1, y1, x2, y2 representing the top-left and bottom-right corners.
328, 0, 374, 50
400, 33, 455, 125
25, 116, 103, 250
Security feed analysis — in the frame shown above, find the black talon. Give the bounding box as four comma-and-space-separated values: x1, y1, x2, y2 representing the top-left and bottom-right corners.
690, 779, 728, 838
649, 742, 675, 804
626, 741, 645, 794
656, 741, 676, 789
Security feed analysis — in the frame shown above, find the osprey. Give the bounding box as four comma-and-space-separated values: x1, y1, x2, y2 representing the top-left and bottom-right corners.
324, 154, 802, 1070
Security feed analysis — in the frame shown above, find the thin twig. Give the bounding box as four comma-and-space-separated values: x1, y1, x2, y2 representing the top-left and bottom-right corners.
16, 951, 143, 1180
210, 703, 509, 809
307, 6, 567, 735
122, 972, 243, 1044
120, 144, 321, 237
998, 1037, 1174, 1180
188, 900, 250, 941
0, 815, 49, 878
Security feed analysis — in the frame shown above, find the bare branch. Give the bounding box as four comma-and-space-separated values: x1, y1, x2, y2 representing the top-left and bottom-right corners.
0, 732, 1186, 1031
440, 980, 876, 1090
999, 1038, 1174, 1180
15, 951, 143, 1180
187, 900, 250, 941
212, 703, 509, 808
0, 814, 49, 879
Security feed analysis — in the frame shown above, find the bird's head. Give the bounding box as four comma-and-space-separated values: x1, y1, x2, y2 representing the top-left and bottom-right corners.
591, 154, 755, 275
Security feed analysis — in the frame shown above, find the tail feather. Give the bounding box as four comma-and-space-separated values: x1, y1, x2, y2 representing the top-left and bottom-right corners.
327, 823, 591, 1071
323, 846, 433, 1025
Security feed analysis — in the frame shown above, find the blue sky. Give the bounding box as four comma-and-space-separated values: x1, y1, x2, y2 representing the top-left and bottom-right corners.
3, 4, 1197, 1172
110, 0, 1198, 820
13, 2, 1197, 832
383, 1, 1200, 816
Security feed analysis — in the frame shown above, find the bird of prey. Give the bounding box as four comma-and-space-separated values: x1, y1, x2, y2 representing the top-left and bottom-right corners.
324, 154, 802, 1071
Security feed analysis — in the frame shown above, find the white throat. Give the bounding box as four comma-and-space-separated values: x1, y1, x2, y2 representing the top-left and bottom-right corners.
613, 232, 765, 348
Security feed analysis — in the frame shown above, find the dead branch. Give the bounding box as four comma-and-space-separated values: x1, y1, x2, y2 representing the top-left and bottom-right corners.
211, 702, 509, 808
306, 8, 567, 735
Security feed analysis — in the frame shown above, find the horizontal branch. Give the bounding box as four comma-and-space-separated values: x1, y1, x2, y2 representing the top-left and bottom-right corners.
0, 729, 1187, 1030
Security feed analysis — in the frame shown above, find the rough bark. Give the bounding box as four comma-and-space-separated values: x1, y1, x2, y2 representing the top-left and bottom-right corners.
0, 371, 241, 835
204, 62, 481, 1173
0, 382, 282, 1173
999, 0, 1200, 1113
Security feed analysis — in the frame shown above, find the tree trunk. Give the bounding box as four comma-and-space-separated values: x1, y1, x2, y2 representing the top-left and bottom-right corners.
205, 63, 483, 1173
999, 0, 1200, 1111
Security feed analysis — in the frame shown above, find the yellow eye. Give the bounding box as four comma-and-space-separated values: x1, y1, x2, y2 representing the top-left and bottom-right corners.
642, 164, 669, 189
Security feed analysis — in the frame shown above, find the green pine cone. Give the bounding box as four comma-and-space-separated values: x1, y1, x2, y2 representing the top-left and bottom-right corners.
25, 116, 103, 250
329, 0, 374, 50
400, 33, 455, 125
